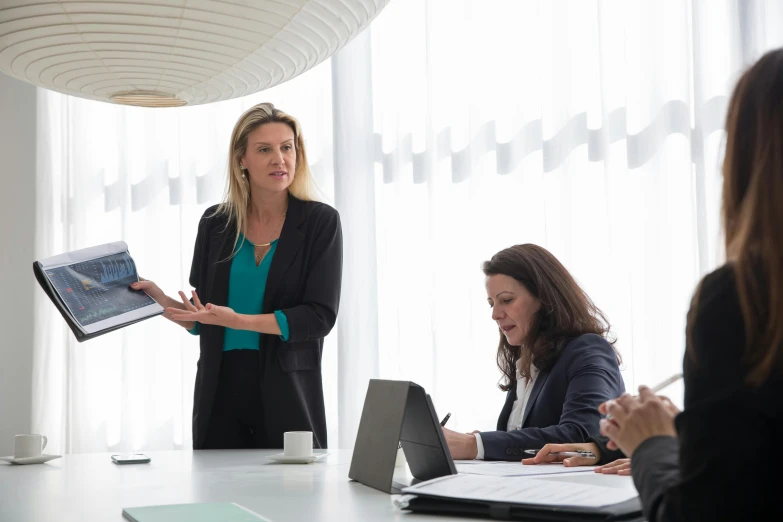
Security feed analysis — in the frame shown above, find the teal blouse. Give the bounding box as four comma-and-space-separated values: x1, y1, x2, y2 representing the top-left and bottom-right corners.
188, 234, 289, 349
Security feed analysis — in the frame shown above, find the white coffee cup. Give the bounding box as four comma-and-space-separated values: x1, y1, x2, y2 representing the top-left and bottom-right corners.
283, 431, 313, 458
15, 434, 47, 458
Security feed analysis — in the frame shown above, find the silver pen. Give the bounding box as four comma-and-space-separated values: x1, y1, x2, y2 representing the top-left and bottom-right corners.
649, 373, 683, 393
523, 449, 596, 458
605, 372, 684, 421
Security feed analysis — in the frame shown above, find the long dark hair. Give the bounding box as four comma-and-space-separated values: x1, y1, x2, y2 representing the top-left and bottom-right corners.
711, 48, 783, 386
483, 244, 618, 391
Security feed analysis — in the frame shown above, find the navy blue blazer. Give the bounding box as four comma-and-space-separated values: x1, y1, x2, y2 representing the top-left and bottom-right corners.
480, 333, 624, 461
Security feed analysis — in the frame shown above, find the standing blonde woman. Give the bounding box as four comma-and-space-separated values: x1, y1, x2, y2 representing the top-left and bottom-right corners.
135, 103, 342, 450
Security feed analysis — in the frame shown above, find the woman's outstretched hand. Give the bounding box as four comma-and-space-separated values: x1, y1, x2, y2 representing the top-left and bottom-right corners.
166, 290, 238, 329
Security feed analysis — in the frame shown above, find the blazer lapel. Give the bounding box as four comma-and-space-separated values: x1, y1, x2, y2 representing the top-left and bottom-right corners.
521, 370, 550, 428
497, 387, 517, 431
206, 219, 234, 308
263, 194, 305, 312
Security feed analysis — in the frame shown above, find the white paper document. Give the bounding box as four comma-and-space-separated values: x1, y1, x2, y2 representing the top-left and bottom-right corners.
403, 473, 638, 509
456, 462, 596, 477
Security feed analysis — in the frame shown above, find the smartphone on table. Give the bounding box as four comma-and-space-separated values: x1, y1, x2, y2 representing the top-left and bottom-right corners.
111, 453, 151, 465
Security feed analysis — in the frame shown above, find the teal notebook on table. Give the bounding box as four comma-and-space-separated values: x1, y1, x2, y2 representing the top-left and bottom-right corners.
122, 502, 270, 522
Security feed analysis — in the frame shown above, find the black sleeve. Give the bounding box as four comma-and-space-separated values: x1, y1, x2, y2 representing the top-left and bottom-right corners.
283, 206, 343, 343
587, 435, 625, 465
630, 436, 680, 519
188, 206, 216, 292
631, 265, 772, 521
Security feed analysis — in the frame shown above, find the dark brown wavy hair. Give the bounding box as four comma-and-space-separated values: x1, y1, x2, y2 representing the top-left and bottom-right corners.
483, 244, 618, 391
711, 48, 783, 386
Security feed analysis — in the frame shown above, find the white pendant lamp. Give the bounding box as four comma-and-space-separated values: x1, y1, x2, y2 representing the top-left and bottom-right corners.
0, 0, 388, 107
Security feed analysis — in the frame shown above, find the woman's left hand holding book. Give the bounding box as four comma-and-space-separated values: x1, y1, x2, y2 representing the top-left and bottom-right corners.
131, 278, 197, 331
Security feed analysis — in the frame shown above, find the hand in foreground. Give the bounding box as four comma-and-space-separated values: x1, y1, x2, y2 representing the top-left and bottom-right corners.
520, 442, 599, 467
656, 395, 681, 416
166, 290, 238, 329
598, 387, 680, 448
595, 458, 631, 475
442, 426, 479, 460
599, 386, 677, 457
132, 278, 194, 330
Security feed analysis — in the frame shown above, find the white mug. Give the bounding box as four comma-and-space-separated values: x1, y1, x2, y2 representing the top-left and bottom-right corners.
15, 434, 47, 458
283, 431, 313, 458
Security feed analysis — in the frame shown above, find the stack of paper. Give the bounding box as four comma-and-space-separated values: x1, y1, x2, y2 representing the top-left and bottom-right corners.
399, 474, 642, 521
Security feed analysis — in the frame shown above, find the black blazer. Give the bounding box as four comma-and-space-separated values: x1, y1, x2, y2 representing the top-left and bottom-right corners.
480, 333, 625, 461
631, 264, 783, 521
188, 195, 342, 450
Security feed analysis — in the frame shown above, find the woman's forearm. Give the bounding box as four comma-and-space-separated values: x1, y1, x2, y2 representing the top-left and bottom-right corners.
233, 312, 282, 335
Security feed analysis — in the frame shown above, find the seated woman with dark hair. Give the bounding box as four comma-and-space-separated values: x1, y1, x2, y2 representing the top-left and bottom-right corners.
442, 244, 625, 461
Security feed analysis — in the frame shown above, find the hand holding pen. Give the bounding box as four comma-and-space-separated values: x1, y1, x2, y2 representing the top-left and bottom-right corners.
401, 412, 451, 449
601, 373, 682, 452
603, 372, 683, 422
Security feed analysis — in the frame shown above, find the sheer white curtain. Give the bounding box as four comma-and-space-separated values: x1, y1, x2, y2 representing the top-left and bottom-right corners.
32, 0, 783, 454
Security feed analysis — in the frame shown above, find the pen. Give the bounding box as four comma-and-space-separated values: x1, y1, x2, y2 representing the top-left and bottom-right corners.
401, 413, 451, 449
523, 449, 596, 458
605, 373, 685, 422
649, 373, 684, 393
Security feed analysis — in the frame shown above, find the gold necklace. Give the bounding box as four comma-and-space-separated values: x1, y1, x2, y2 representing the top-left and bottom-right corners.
246, 212, 286, 262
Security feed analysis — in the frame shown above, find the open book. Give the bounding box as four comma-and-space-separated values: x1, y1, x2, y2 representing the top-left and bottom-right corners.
33, 242, 163, 342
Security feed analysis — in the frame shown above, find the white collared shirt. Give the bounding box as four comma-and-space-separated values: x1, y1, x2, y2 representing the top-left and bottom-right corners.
474, 361, 539, 460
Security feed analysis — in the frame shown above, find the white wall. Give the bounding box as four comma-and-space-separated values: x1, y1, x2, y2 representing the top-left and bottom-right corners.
0, 73, 37, 456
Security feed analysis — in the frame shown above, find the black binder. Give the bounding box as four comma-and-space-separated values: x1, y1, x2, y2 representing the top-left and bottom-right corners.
402, 495, 644, 521
32, 242, 163, 342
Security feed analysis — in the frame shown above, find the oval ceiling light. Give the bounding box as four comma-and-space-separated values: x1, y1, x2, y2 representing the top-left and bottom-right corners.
0, 0, 389, 107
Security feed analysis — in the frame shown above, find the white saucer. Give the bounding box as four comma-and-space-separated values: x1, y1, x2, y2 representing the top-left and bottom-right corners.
0, 454, 62, 465
265, 452, 329, 464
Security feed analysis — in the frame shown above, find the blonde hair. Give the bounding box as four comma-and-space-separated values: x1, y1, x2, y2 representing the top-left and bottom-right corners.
217, 102, 317, 254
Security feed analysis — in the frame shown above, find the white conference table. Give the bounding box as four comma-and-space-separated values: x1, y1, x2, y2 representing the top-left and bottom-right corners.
0, 449, 637, 521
